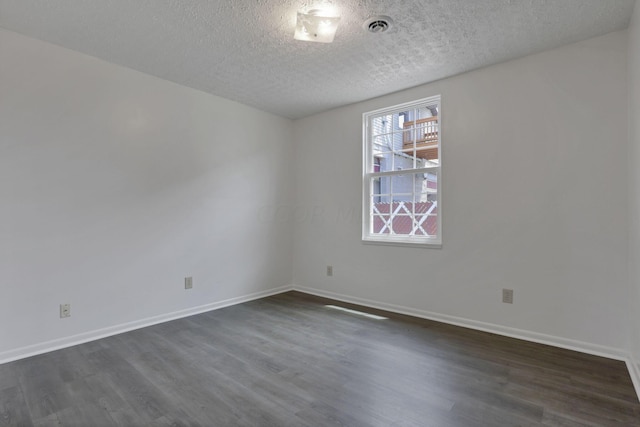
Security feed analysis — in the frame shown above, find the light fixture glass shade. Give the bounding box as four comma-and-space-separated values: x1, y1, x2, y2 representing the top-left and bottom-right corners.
294, 9, 341, 43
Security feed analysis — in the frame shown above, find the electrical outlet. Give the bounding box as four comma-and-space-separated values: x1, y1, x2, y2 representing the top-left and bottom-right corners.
326, 265, 333, 277
60, 304, 71, 318
185, 276, 193, 290
502, 289, 514, 304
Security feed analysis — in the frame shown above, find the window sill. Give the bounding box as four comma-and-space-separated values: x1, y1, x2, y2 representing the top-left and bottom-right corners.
362, 236, 442, 249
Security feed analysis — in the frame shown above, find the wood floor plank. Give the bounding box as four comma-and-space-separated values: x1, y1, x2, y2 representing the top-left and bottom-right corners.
0, 290, 638, 426
0, 365, 19, 394
0, 385, 33, 427
15, 359, 74, 421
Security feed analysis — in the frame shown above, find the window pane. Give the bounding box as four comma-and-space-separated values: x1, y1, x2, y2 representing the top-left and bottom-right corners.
374, 152, 394, 173
414, 171, 438, 236
371, 176, 390, 201
402, 104, 439, 164
389, 173, 416, 200
415, 170, 438, 202
372, 134, 391, 153
369, 171, 439, 237
374, 174, 418, 202
372, 215, 391, 234
371, 114, 394, 137
372, 198, 389, 214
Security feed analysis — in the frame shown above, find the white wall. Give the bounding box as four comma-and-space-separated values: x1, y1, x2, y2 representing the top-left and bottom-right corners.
628, 1, 640, 369
293, 30, 630, 352
0, 29, 294, 358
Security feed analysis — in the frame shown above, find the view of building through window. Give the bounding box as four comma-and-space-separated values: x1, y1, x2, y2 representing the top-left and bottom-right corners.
363, 96, 441, 245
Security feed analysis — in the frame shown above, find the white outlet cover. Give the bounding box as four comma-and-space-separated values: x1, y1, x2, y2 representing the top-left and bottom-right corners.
60, 304, 71, 318
502, 289, 514, 304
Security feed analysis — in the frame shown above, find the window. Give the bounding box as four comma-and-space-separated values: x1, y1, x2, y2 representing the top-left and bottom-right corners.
362, 96, 441, 246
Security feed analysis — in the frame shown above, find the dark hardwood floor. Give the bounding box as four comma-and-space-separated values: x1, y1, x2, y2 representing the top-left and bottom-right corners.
0, 291, 638, 426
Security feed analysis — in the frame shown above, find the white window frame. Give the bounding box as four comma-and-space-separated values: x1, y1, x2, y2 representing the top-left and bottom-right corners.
362, 95, 442, 247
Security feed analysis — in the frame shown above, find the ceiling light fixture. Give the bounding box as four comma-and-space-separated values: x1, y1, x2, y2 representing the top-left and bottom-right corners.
294, 9, 341, 43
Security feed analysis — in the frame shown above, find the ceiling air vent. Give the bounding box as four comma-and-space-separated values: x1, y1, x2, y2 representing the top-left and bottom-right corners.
364, 16, 393, 33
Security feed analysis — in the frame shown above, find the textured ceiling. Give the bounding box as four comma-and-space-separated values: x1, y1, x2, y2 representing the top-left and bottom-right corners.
0, 0, 635, 119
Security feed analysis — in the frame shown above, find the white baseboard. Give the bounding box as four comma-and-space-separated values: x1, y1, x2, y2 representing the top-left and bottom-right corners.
3, 283, 639, 402
626, 356, 640, 402
0, 285, 294, 365
292, 285, 628, 361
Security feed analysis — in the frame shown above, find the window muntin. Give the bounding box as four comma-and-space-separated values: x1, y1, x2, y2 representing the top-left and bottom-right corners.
363, 96, 441, 246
